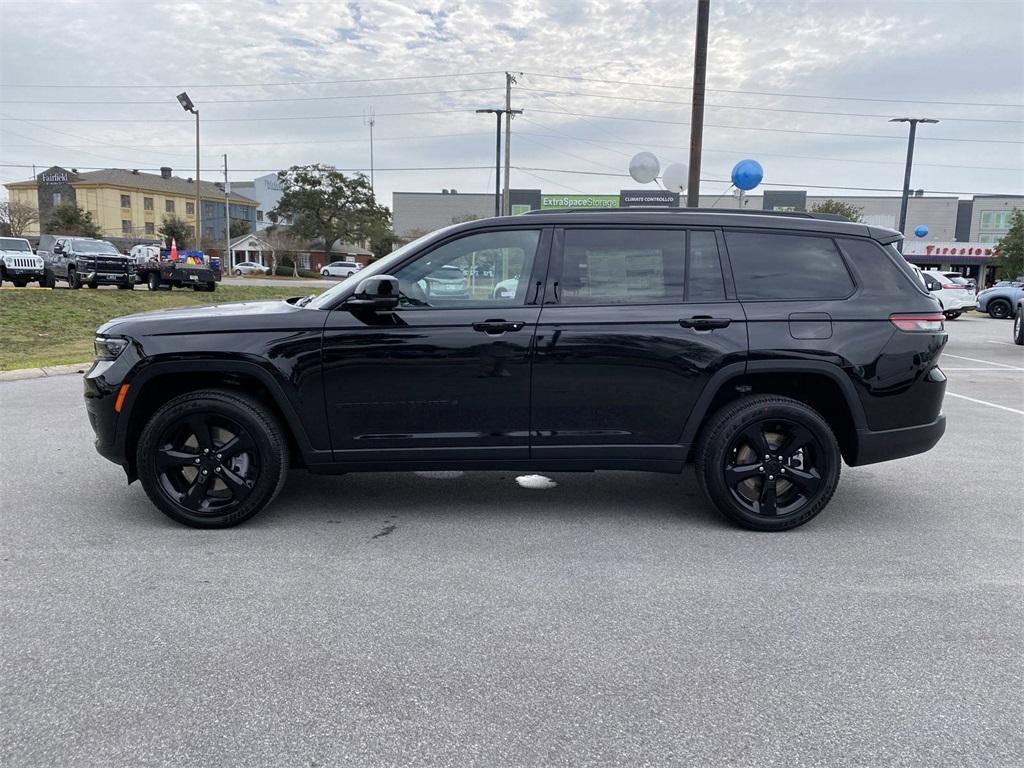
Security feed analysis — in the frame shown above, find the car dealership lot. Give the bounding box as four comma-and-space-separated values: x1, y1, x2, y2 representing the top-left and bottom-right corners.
1, 316, 1021, 767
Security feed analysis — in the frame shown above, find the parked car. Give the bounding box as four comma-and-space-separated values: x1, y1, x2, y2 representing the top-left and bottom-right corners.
85, 209, 948, 531
919, 270, 977, 319
1014, 298, 1024, 345
976, 283, 1024, 319
419, 264, 470, 299
942, 272, 976, 293
232, 261, 271, 276
0, 236, 45, 287
38, 235, 134, 289
321, 260, 363, 278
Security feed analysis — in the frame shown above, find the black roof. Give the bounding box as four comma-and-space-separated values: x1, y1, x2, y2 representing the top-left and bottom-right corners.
489, 208, 901, 243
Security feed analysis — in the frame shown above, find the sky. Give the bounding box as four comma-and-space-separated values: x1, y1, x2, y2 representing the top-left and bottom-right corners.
1, 0, 1022, 210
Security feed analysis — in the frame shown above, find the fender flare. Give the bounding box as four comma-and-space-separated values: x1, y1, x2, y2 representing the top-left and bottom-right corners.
678, 360, 869, 448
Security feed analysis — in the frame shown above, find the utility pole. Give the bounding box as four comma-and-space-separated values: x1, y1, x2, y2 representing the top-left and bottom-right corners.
476, 109, 505, 217
223, 154, 230, 267
364, 108, 376, 195
502, 72, 523, 216
890, 117, 939, 248
687, 0, 710, 207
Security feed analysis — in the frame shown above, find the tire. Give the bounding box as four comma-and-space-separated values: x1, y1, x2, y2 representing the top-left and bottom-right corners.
67, 267, 81, 289
117, 283, 132, 290
233, 269, 242, 276
988, 299, 1012, 319
136, 389, 290, 528
12, 279, 27, 288
695, 396, 841, 532
147, 273, 161, 291
206, 281, 216, 292
39, 271, 55, 288
87, 282, 98, 289
944, 311, 961, 320
321, 269, 330, 277
1014, 311, 1024, 345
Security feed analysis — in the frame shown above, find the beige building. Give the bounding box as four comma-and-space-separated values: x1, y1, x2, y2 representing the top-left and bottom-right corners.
4, 165, 258, 242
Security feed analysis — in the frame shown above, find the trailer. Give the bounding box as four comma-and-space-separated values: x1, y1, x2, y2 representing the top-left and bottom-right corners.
131, 245, 220, 292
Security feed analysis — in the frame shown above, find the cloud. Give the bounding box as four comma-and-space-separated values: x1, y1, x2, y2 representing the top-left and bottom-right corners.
0, 0, 1021, 206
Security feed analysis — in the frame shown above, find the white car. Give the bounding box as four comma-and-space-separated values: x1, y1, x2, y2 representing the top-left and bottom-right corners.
920, 270, 977, 320
321, 260, 362, 278
232, 261, 271, 276
0, 236, 45, 287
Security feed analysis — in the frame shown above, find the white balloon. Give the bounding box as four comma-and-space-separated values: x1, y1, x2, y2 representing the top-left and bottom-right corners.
628, 151, 660, 184
662, 162, 689, 193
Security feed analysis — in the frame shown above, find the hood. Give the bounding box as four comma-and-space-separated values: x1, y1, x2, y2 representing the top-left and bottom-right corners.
98, 297, 314, 337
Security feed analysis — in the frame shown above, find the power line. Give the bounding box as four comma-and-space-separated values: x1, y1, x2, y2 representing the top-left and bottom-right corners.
519, 72, 1024, 109
524, 107, 1024, 144
0, 162, 492, 173
2, 86, 504, 106
516, 86, 1024, 124
0, 70, 506, 90
0, 108, 479, 124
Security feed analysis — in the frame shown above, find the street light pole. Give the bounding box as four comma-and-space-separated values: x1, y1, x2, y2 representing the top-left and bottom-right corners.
476, 109, 503, 217
177, 91, 201, 249
890, 117, 939, 246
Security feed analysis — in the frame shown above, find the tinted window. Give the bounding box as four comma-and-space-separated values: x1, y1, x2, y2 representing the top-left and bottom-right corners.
838, 239, 926, 298
687, 230, 725, 301
726, 231, 854, 300
392, 229, 540, 308
560, 229, 684, 305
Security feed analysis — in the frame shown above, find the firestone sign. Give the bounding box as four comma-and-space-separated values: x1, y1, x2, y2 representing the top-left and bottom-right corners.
903, 241, 999, 258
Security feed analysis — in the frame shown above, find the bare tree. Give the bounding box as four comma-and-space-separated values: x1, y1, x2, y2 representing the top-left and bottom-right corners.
0, 201, 40, 237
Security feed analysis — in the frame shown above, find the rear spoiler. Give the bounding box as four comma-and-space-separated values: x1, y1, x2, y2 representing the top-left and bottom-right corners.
869, 227, 903, 245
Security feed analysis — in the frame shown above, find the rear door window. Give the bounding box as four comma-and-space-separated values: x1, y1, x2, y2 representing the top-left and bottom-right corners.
725, 231, 855, 300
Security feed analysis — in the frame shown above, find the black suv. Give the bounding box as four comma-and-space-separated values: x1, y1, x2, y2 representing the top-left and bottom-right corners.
84, 210, 947, 530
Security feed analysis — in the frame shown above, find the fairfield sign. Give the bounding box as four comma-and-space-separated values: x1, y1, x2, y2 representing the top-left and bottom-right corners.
903, 241, 999, 259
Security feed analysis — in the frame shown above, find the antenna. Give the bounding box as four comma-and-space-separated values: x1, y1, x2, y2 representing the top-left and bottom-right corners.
363, 108, 376, 195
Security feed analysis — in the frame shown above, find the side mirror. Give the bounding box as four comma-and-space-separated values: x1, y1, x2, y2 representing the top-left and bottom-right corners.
53, 243, 64, 254
346, 275, 399, 310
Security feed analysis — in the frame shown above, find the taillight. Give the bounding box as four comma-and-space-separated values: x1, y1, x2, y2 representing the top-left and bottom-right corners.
890, 313, 944, 332
940, 283, 958, 290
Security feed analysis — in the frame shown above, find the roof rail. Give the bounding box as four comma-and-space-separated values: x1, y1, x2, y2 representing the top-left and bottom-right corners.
526, 206, 850, 221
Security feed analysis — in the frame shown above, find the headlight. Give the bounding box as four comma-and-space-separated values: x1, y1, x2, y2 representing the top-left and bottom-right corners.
94, 336, 129, 360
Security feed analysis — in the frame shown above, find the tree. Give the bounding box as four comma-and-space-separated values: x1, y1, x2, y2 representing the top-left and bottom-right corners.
993, 209, 1024, 281
159, 215, 191, 248
810, 199, 864, 222
0, 201, 39, 237
45, 202, 101, 238
229, 218, 251, 238
270, 164, 391, 253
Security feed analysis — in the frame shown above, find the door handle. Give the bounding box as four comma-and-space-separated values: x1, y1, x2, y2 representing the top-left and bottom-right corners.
679, 316, 731, 331
473, 320, 526, 335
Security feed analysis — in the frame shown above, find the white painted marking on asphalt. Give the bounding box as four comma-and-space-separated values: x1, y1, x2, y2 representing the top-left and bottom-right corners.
942, 353, 1024, 371
942, 368, 1024, 372
945, 392, 1024, 415
986, 340, 1019, 347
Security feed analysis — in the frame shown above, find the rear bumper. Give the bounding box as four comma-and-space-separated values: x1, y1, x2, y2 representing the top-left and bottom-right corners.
848, 414, 946, 466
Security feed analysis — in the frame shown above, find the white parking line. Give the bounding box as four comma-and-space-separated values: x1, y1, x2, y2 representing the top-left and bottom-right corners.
943, 353, 1024, 371
942, 367, 1024, 371
946, 392, 1024, 415
986, 340, 1019, 347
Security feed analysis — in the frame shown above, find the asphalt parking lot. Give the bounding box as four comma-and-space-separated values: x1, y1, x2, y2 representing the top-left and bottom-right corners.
1, 314, 1021, 767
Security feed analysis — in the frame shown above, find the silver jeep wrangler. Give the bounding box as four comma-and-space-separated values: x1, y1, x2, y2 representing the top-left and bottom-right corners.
0, 237, 45, 287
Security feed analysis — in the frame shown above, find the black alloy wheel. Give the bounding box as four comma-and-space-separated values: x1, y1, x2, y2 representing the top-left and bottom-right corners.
989, 299, 1012, 319
137, 390, 289, 528
697, 396, 841, 531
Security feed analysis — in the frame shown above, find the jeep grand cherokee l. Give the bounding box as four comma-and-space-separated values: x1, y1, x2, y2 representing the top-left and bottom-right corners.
84, 210, 947, 531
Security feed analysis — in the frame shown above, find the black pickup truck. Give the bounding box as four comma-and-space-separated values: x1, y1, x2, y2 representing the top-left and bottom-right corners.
38, 234, 135, 289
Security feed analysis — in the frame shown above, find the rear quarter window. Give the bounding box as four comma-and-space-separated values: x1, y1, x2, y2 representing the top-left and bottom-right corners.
838, 238, 928, 298
725, 231, 854, 300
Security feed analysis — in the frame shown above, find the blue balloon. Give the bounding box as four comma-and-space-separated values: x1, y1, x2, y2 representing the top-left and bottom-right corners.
731, 159, 763, 191
914, 225, 929, 238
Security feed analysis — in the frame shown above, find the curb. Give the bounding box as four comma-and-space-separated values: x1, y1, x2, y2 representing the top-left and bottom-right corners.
0, 362, 92, 382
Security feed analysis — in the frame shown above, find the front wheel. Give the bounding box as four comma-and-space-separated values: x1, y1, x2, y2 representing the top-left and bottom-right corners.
696, 396, 841, 531
988, 299, 1012, 319
1014, 311, 1024, 345
136, 390, 290, 528
67, 268, 81, 289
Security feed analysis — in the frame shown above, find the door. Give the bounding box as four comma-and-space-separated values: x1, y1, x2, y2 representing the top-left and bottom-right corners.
531, 227, 747, 461
322, 227, 550, 462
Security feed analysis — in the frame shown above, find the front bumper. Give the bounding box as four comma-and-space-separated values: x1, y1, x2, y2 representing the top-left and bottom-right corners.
3, 266, 44, 279
84, 271, 136, 285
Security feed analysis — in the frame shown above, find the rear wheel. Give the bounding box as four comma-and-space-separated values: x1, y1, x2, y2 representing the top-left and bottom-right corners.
944, 311, 961, 320
147, 273, 161, 291
1014, 311, 1024, 345
989, 299, 1012, 319
136, 390, 289, 528
696, 396, 841, 531
233, 268, 242, 276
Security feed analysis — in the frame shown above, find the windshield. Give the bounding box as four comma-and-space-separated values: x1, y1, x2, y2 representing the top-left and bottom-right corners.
0, 238, 31, 251
74, 240, 120, 255
307, 226, 455, 309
